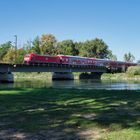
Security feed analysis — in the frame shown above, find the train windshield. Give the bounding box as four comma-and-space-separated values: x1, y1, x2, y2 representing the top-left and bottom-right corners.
25, 54, 30, 57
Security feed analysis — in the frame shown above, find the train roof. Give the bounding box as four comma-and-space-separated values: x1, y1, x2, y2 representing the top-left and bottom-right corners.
27, 53, 57, 57
57, 55, 96, 59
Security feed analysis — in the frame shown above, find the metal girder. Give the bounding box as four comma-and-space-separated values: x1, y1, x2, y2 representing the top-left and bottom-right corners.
0, 63, 107, 73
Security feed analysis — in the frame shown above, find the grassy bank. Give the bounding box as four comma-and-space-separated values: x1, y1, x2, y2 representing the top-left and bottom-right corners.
102, 66, 140, 81
14, 72, 80, 80
14, 72, 52, 80
14, 72, 140, 82
0, 88, 140, 139
102, 73, 140, 81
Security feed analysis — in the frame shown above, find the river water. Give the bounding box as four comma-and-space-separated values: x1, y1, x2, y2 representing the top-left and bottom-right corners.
0, 79, 140, 90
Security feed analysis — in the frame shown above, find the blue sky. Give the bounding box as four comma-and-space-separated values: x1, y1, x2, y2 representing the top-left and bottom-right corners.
0, 0, 140, 61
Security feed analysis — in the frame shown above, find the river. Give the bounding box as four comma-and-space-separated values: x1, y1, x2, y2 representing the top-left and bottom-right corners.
0, 79, 140, 90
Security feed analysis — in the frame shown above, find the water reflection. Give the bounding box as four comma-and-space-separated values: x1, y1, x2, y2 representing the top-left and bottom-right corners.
0, 79, 140, 90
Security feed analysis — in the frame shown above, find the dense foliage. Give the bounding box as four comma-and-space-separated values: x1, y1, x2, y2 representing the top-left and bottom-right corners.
126, 66, 140, 76
0, 41, 12, 62
0, 33, 129, 64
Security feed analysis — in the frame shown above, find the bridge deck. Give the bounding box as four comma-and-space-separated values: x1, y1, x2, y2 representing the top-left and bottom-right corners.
0, 63, 107, 73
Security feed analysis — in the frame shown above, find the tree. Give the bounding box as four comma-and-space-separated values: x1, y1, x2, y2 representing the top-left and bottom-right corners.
0, 41, 12, 62
2, 46, 27, 64
2, 48, 15, 63
79, 38, 110, 58
22, 40, 33, 54
41, 34, 56, 44
57, 40, 79, 55
124, 52, 135, 62
16, 48, 27, 64
107, 50, 117, 60
40, 34, 57, 55
31, 34, 57, 55
32, 36, 41, 54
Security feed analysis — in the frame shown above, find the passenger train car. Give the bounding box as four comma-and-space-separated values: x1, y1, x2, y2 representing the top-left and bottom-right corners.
24, 53, 137, 72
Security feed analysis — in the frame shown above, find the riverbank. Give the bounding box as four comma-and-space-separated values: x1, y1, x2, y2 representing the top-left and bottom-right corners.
102, 73, 140, 81
13, 72, 80, 80
13, 72, 140, 82
0, 88, 140, 139
14, 72, 53, 80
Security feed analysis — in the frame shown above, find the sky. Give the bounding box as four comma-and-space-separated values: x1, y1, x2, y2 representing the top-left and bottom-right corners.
0, 0, 140, 61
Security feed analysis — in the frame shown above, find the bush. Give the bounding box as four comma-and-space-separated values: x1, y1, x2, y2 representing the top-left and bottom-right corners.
126, 66, 140, 76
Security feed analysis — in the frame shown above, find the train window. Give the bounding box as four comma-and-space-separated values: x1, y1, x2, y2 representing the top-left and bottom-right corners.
73, 61, 76, 64
25, 54, 30, 57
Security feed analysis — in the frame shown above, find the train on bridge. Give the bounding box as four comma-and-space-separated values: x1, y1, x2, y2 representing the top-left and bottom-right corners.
24, 53, 137, 72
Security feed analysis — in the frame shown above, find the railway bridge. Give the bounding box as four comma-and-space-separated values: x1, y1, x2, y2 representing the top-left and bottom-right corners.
0, 63, 108, 82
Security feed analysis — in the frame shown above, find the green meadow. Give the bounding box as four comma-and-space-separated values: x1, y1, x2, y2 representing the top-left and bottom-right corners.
0, 88, 140, 139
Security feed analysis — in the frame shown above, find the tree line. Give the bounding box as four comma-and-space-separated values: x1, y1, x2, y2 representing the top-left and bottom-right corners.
0, 34, 137, 64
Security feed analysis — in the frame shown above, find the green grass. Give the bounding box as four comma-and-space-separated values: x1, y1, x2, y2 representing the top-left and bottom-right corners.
102, 73, 140, 81
14, 72, 52, 80
102, 129, 140, 140
0, 88, 140, 139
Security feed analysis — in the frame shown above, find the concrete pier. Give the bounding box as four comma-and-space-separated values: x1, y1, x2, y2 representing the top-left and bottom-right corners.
79, 72, 103, 80
52, 72, 74, 80
0, 72, 14, 83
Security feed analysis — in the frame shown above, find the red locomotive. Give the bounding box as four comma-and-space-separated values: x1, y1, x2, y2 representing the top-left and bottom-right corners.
24, 53, 137, 71
24, 53, 60, 64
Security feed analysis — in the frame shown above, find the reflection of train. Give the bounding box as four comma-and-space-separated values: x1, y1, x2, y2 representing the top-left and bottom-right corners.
24, 53, 137, 71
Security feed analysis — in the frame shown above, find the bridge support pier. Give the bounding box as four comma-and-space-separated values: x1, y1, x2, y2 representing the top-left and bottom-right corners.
79, 72, 103, 80
52, 72, 74, 80
0, 72, 14, 83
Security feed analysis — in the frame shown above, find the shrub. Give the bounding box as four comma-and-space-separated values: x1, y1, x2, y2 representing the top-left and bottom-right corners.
126, 66, 140, 76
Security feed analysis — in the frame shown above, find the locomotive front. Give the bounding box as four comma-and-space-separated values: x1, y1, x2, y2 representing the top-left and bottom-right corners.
24, 53, 36, 64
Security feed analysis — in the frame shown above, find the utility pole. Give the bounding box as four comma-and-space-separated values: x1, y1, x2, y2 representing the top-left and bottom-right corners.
14, 35, 17, 63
